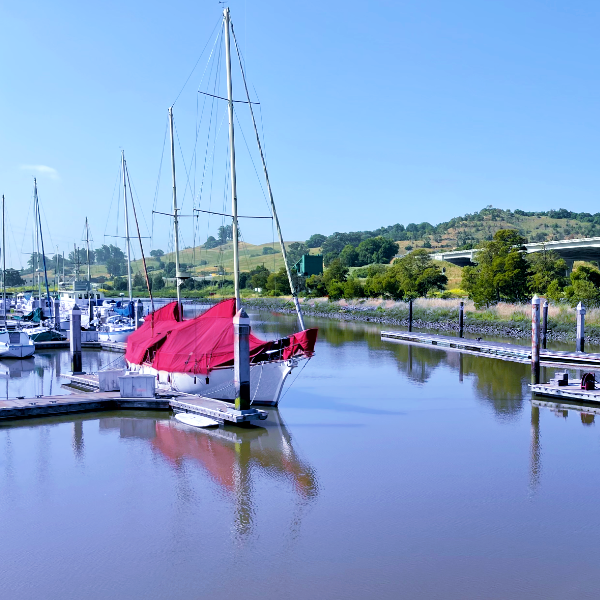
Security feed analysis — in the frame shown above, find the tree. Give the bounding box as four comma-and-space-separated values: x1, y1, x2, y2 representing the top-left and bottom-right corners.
4, 269, 24, 286
527, 248, 567, 295
95, 244, 124, 264
246, 265, 270, 289
285, 242, 309, 269
68, 247, 95, 265
27, 252, 51, 271
262, 246, 277, 255
266, 267, 291, 294
204, 236, 219, 249
306, 233, 327, 248
164, 262, 176, 277
339, 244, 359, 267
150, 249, 164, 258
461, 230, 529, 307
564, 265, 600, 307
106, 257, 124, 277
133, 273, 145, 288
356, 237, 399, 266
153, 274, 165, 290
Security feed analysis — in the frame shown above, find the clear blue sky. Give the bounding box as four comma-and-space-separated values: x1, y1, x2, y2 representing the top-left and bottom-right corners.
1, 0, 599, 268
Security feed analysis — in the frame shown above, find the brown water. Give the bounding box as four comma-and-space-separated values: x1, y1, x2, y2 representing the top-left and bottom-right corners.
0, 312, 599, 599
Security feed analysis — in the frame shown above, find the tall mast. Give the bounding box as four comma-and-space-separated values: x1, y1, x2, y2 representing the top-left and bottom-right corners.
230, 22, 306, 330
122, 151, 133, 303
34, 180, 41, 300
2, 195, 5, 322
85, 217, 92, 321
34, 179, 52, 319
168, 107, 183, 311
224, 7, 241, 311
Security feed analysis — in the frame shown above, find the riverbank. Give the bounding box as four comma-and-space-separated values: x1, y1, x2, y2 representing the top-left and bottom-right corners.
244, 297, 600, 344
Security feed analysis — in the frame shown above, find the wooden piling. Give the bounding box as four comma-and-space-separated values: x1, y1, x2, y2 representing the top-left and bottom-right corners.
577, 302, 586, 353
408, 299, 413, 333
54, 297, 61, 330
233, 308, 251, 411
541, 300, 548, 350
459, 301, 464, 338
134, 299, 141, 330
531, 295, 540, 384
70, 303, 83, 374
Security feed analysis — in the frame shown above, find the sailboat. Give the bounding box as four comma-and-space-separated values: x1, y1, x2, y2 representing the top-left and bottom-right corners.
125, 8, 317, 406
0, 195, 35, 359
98, 151, 137, 343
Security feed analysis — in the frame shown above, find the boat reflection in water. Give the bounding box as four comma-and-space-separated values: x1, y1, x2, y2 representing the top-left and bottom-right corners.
99, 410, 319, 537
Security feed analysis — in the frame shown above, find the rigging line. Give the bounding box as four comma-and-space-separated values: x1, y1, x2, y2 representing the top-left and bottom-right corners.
233, 108, 269, 209
104, 161, 122, 241
153, 211, 197, 218
19, 195, 33, 258
126, 163, 155, 314
194, 208, 271, 219
174, 119, 195, 213
198, 91, 259, 104
171, 15, 222, 107
152, 117, 170, 247
125, 162, 152, 243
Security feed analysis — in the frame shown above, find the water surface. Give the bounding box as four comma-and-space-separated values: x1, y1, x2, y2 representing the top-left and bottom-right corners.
0, 311, 598, 599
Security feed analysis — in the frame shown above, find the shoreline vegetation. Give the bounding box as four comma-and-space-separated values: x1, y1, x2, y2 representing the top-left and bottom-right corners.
241, 297, 600, 345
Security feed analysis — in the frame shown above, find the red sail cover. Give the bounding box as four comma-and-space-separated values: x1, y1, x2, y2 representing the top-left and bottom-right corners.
125, 299, 317, 374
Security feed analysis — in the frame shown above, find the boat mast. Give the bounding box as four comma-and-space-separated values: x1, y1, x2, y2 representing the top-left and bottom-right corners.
230, 22, 306, 330
121, 151, 133, 303
168, 107, 183, 312
34, 181, 41, 300
224, 7, 241, 311
85, 217, 92, 321
34, 179, 52, 319
1, 195, 5, 323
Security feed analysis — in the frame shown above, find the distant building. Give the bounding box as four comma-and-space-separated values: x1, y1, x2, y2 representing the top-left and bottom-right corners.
293, 254, 323, 277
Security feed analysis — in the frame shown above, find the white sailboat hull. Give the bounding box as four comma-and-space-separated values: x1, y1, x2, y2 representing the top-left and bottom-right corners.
0, 344, 36, 359
131, 359, 297, 406
98, 328, 135, 343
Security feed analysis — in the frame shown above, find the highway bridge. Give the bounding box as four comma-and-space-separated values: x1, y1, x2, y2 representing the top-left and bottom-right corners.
432, 237, 600, 271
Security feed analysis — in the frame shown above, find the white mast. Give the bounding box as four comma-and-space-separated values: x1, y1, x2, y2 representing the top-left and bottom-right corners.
224, 7, 241, 311
85, 217, 92, 320
168, 107, 183, 311
34, 179, 42, 302
122, 151, 133, 303
229, 21, 306, 330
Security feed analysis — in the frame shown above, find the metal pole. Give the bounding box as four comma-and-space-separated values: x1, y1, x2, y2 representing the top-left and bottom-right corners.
230, 21, 305, 330
542, 300, 548, 350
577, 301, 586, 352
459, 301, 464, 338
408, 299, 413, 332
531, 295, 540, 384
168, 107, 183, 313
121, 152, 133, 303
224, 8, 241, 311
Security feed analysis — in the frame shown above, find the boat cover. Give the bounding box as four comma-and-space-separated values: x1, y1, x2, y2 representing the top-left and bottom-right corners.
125, 298, 317, 374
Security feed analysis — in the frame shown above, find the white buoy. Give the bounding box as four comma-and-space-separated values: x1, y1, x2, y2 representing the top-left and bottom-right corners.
174, 413, 219, 428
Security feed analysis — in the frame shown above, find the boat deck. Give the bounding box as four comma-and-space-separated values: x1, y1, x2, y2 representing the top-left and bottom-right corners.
530, 380, 600, 404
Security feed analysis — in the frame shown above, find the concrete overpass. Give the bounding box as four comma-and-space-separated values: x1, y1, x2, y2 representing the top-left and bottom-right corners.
432, 237, 600, 271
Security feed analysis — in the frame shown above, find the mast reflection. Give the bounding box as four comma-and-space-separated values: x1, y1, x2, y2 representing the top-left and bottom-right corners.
99, 411, 319, 538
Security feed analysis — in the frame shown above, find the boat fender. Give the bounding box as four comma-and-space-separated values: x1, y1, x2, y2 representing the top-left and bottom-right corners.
194, 376, 197, 384
205, 377, 209, 384
167, 374, 170, 383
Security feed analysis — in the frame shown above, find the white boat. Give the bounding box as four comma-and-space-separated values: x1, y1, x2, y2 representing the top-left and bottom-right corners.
98, 315, 136, 343
174, 413, 219, 428
125, 10, 317, 407
0, 330, 35, 359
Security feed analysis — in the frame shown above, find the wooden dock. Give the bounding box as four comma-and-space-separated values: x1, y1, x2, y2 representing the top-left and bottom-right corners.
33, 340, 126, 352
0, 390, 267, 424
381, 330, 600, 369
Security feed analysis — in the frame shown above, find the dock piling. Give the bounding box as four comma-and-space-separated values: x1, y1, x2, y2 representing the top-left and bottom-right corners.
531, 295, 541, 384
541, 300, 548, 350
70, 303, 84, 374
408, 299, 413, 333
459, 301, 464, 338
134, 299, 141, 330
233, 308, 251, 411
577, 302, 586, 353
54, 297, 61, 330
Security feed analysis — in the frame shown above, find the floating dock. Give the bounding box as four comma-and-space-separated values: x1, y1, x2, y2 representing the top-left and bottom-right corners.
0, 390, 267, 424
530, 380, 600, 404
381, 330, 600, 369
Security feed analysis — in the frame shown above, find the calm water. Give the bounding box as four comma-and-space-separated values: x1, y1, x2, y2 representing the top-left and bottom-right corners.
1, 311, 599, 599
